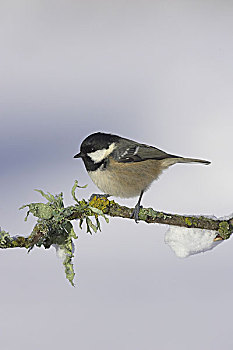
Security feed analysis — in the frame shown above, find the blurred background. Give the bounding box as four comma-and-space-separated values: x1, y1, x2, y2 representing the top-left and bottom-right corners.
1, 1, 233, 349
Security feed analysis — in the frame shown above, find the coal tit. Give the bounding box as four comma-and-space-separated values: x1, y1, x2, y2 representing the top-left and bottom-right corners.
74, 132, 210, 222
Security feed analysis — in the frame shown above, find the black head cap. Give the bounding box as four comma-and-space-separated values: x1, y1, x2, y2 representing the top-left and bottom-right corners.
73, 132, 120, 158
82, 132, 120, 153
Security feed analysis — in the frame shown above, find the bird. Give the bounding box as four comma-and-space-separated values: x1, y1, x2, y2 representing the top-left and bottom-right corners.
74, 132, 210, 222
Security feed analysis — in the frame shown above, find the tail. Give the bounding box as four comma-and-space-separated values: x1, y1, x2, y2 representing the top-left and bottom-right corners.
177, 157, 211, 165
161, 156, 211, 167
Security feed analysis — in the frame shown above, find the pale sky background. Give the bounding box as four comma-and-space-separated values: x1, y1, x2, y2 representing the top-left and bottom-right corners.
1, 1, 233, 349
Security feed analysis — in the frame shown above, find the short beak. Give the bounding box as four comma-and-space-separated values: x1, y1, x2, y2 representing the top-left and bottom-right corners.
73, 152, 83, 158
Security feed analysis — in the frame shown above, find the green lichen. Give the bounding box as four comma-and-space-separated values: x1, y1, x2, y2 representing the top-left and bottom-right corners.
18, 182, 111, 285
138, 208, 157, 220
0, 229, 11, 248
19, 189, 65, 221
138, 208, 173, 221
85, 206, 109, 233
71, 180, 87, 203
184, 216, 201, 228
58, 237, 76, 287
88, 195, 111, 214
11, 236, 29, 248
21, 203, 54, 221
20, 188, 78, 285
218, 221, 231, 240
138, 208, 148, 221
156, 211, 169, 219
185, 217, 192, 227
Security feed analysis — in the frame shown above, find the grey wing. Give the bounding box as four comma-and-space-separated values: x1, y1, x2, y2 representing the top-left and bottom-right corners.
112, 140, 177, 163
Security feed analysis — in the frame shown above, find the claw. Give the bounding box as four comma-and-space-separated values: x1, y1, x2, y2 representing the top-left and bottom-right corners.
89, 193, 110, 202
131, 203, 143, 223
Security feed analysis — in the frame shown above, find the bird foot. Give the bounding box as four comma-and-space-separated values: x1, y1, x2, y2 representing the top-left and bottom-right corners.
131, 204, 143, 223
89, 193, 110, 202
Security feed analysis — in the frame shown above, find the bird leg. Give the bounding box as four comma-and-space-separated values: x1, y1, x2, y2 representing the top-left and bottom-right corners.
131, 191, 144, 223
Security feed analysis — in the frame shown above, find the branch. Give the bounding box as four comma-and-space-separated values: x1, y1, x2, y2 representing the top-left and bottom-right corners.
0, 181, 232, 285
69, 197, 231, 240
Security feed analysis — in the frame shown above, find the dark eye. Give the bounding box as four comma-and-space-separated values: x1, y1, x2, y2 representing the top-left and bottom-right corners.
86, 146, 95, 153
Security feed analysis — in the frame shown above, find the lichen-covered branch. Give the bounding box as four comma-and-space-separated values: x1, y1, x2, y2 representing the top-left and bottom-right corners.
71, 198, 230, 238
0, 181, 232, 285
85, 197, 232, 240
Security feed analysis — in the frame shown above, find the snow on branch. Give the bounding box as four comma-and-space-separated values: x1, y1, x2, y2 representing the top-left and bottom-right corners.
0, 181, 231, 285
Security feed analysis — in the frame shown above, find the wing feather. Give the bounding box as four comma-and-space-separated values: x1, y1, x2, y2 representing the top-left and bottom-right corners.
112, 139, 177, 163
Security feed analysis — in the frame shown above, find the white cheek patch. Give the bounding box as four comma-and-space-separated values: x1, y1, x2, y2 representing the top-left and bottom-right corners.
87, 142, 116, 163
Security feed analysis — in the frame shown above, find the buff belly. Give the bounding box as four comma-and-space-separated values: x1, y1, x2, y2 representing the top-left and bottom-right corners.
88, 158, 164, 198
